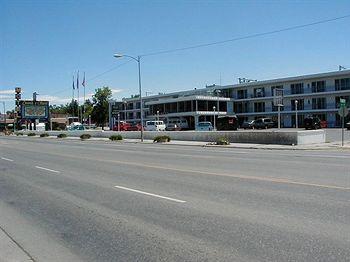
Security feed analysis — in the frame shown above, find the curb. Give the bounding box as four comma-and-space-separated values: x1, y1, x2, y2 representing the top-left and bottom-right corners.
5, 135, 350, 150
0, 226, 35, 261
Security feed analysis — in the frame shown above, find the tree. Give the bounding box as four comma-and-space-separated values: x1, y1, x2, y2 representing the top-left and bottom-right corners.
91, 86, 112, 126
83, 99, 93, 121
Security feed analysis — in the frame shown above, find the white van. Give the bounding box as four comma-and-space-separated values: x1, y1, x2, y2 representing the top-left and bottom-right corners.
145, 121, 166, 131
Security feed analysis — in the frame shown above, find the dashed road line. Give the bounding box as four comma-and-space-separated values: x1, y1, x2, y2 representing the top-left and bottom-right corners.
35, 166, 60, 173
1, 157, 14, 162
114, 185, 186, 203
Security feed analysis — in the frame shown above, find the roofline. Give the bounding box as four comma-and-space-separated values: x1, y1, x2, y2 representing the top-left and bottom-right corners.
121, 69, 350, 101
220, 69, 350, 90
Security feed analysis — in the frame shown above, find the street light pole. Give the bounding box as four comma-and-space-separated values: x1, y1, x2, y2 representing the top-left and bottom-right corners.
117, 113, 120, 132
114, 54, 144, 142
295, 100, 298, 129
213, 106, 216, 131
123, 101, 127, 122
216, 90, 221, 130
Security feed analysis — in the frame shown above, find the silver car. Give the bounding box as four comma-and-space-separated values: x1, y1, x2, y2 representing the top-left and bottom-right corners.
196, 121, 213, 131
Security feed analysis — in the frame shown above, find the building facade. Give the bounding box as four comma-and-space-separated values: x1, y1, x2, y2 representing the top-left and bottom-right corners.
110, 70, 350, 129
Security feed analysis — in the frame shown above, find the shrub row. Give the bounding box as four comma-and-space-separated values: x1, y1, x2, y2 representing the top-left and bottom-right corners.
80, 134, 91, 140
109, 134, 123, 141
153, 135, 171, 143
215, 137, 230, 145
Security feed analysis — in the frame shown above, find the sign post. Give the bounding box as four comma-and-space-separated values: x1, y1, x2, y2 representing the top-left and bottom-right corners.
273, 88, 284, 129
338, 99, 348, 147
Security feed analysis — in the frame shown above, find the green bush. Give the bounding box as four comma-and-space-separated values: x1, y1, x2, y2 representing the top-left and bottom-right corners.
40, 133, 49, 137
215, 137, 230, 145
153, 135, 171, 143
57, 133, 67, 138
27, 132, 36, 137
109, 134, 123, 141
15, 132, 23, 136
80, 134, 91, 140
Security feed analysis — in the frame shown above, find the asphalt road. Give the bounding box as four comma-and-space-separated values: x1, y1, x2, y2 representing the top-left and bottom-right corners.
0, 136, 349, 262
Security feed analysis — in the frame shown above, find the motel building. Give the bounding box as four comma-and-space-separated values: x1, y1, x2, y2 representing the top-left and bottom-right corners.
109, 69, 350, 129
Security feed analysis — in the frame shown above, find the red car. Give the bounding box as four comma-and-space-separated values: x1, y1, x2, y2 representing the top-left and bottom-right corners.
113, 122, 142, 131
126, 123, 142, 131
113, 122, 131, 131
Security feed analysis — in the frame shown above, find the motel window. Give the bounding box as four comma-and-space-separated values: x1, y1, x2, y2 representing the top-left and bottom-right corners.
290, 83, 304, 94
312, 97, 326, 109
311, 81, 325, 93
335, 78, 350, 91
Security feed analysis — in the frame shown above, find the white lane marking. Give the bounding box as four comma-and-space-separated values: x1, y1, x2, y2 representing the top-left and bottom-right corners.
35, 166, 60, 173
114, 185, 186, 203
303, 154, 349, 159
1, 157, 14, 162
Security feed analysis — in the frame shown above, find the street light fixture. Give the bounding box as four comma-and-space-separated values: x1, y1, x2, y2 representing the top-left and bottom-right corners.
295, 100, 299, 129
114, 53, 144, 142
213, 106, 216, 131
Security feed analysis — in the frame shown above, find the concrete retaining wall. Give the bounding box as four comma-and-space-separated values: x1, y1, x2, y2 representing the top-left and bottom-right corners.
22, 129, 325, 145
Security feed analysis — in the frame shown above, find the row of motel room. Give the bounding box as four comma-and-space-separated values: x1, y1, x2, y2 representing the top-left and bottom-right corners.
109, 69, 350, 129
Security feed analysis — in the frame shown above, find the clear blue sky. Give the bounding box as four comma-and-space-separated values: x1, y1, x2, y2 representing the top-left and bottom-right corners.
1, 0, 350, 109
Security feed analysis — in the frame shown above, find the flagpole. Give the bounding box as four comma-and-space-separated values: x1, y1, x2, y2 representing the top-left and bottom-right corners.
83, 72, 86, 124
77, 71, 80, 123
72, 75, 75, 117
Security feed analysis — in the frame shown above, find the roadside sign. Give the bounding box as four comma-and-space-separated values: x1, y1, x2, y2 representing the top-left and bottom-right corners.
339, 98, 346, 107
111, 104, 120, 117
273, 88, 284, 106
338, 104, 349, 147
338, 107, 349, 117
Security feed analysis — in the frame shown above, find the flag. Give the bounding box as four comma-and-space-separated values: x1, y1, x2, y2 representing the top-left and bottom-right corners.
76, 71, 79, 90
82, 72, 86, 87
72, 76, 75, 90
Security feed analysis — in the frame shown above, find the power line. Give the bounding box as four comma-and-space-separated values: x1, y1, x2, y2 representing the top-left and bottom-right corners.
47, 13, 350, 98
141, 14, 350, 57
87, 60, 132, 82
49, 60, 132, 96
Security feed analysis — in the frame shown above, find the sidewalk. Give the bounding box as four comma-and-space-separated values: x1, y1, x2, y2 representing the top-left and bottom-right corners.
8, 134, 350, 150
78, 137, 350, 150
0, 227, 33, 262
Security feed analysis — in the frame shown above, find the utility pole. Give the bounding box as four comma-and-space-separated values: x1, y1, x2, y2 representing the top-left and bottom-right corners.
295, 100, 298, 128
213, 106, 216, 131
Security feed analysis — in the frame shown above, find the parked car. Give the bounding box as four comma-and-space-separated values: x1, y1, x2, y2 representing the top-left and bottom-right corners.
253, 118, 275, 129
113, 121, 131, 131
217, 115, 239, 131
346, 121, 350, 130
166, 118, 189, 130
67, 122, 84, 131
166, 123, 181, 131
145, 121, 166, 131
241, 120, 255, 129
127, 123, 142, 131
196, 121, 213, 131
304, 116, 321, 130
